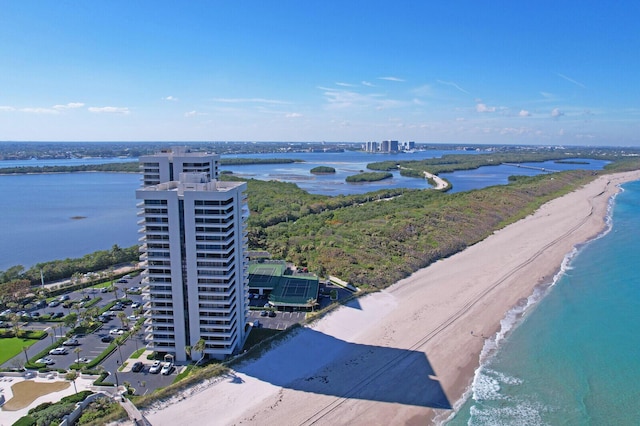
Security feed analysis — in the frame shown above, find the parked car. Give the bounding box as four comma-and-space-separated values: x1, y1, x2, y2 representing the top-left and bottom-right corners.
149, 361, 162, 374
260, 310, 268, 317
77, 357, 90, 364
131, 302, 141, 309
49, 347, 68, 355
161, 361, 174, 375
129, 287, 140, 292
109, 328, 125, 335
36, 357, 55, 365
101, 335, 114, 343
52, 312, 64, 319
100, 287, 109, 293
63, 338, 80, 346
59, 295, 70, 301
131, 362, 144, 372
48, 300, 60, 308
253, 320, 261, 328
268, 310, 276, 317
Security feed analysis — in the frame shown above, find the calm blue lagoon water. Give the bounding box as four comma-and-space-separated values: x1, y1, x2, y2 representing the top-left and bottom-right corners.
447, 179, 640, 425
0, 172, 140, 270
0, 152, 608, 270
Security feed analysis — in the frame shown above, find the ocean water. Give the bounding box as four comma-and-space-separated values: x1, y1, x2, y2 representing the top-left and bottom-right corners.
447, 179, 640, 425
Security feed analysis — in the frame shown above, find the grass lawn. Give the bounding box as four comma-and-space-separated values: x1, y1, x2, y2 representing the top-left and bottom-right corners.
0, 337, 39, 365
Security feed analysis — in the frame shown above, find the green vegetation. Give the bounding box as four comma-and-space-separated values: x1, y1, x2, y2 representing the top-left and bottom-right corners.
77, 396, 126, 425
345, 171, 393, 182
245, 170, 598, 288
366, 149, 616, 177
0, 158, 303, 175
0, 244, 137, 286
0, 337, 38, 365
0, 162, 139, 174
310, 166, 336, 174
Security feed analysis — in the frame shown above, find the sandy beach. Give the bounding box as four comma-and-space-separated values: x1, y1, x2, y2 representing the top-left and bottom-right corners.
144, 170, 640, 426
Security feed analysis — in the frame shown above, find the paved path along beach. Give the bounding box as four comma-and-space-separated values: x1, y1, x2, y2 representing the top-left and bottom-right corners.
145, 170, 640, 426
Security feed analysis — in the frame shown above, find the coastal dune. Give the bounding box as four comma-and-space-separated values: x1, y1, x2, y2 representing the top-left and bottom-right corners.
145, 170, 640, 426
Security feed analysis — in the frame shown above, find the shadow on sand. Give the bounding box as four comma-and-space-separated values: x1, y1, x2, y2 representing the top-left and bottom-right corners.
236, 328, 451, 410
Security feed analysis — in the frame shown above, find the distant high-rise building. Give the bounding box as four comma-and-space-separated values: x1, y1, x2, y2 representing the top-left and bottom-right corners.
365, 141, 379, 152
139, 147, 220, 186
401, 141, 416, 150
137, 153, 248, 362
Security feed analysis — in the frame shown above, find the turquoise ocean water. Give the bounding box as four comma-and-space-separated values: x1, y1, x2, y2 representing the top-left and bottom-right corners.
447, 179, 640, 425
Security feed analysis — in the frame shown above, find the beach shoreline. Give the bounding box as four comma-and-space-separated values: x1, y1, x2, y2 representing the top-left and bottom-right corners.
145, 170, 640, 426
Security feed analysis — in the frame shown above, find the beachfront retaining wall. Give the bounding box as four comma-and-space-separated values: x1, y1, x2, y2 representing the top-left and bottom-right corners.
60, 392, 105, 426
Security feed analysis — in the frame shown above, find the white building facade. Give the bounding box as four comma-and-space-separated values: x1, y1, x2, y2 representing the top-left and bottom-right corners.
136, 171, 249, 362
139, 147, 220, 186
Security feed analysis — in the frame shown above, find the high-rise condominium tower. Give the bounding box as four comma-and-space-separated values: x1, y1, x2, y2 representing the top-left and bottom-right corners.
137, 151, 248, 362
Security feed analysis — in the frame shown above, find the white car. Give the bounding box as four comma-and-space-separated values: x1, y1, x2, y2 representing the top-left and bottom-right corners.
149, 360, 162, 374
49, 347, 68, 355
36, 357, 55, 365
109, 328, 125, 335
161, 361, 174, 375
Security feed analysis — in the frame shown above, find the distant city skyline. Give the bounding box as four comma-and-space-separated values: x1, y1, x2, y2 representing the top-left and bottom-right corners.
1, 1, 639, 146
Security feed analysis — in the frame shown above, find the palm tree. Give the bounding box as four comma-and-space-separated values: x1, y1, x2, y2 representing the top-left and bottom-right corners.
74, 347, 82, 365
306, 298, 318, 312
193, 338, 206, 365
9, 313, 22, 338
65, 370, 79, 394
184, 345, 192, 362
117, 312, 129, 330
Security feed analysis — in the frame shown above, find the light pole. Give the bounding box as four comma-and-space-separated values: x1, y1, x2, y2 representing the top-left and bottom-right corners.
116, 340, 124, 363
113, 363, 120, 387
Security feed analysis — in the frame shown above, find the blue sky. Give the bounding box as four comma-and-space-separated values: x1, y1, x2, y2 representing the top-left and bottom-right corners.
1, 1, 639, 145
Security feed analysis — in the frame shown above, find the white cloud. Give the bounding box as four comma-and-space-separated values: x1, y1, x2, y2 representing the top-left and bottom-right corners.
184, 110, 208, 117
0, 106, 16, 112
21, 107, 59, 114
411, 85, 433, 97
285, 112, 302, 118
378, 76, 405, 82
361, 81, 374, 87
540, 92, 555, 99
476, 103, 496, 113
163, 96, 178, 101
53, 102, 85, 110
519, 110, 531, 117
212, 98, 289, 105
437, 80, 470, 95
556, 73, 586, 89
551, 108, 564, 118
335, 82, 354, 87
88, 106, 130, 114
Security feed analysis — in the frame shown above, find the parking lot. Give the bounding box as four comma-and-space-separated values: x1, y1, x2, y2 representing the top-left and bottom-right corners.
247, 309, 306, 330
